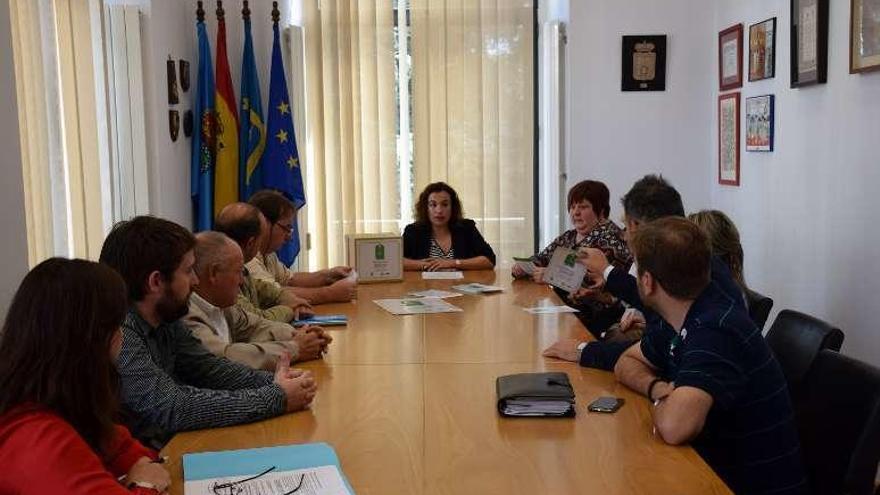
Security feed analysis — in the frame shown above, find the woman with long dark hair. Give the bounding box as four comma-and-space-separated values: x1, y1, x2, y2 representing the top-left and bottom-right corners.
0, 258, 170, 494
402, 182, 496, 271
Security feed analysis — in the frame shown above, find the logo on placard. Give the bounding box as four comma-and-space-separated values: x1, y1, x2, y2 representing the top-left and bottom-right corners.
375, 244, 385, 260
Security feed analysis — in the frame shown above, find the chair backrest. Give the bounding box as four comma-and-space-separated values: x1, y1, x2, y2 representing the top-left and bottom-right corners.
744, 288, 773, 330
796, 349, 880, 495
765, 309, 844, 394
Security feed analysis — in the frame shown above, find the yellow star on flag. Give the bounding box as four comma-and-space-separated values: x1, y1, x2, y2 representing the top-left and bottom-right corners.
287, 156, 299, 169
276, 129, 288, 143
242, 98, 250, 111
277, 101, 290, 114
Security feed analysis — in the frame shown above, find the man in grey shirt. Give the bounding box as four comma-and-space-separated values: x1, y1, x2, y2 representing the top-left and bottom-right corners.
100, 216, 317, 449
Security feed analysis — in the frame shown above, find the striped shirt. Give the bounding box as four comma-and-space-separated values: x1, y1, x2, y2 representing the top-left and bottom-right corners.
429, 237, 455, 259
116, 309, 286, 449
641, 281, 808, 495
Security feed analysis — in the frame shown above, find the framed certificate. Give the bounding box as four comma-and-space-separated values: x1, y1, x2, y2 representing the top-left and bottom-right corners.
791, 0, 829, 87
718, 93, 741, 186
850, 0, 880, 73
345, 233, 403, 283
719, 24, 744, 90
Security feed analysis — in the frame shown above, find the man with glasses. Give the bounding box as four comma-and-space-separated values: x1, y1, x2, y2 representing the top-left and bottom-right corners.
248, 189, 356, 304
215, 202, 313, 323
184, 231, 331, 370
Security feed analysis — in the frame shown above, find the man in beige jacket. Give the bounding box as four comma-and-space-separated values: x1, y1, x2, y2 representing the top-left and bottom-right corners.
184, 231, 331, 370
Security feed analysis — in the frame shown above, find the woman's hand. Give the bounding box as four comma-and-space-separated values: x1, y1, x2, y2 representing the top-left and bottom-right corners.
531, 267, 546, 284
424, 258, 455, 271
126, 457, 171, 494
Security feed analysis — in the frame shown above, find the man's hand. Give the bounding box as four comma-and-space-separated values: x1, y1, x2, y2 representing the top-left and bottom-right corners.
274, 352, 317, 412
280, 290, 314, 319
292, 330, 326, 361
541, 339, 584, 363
324, 277, 357, 302
619, 308, 646, 333
326, 266, 353, 283
578, 248, 611, 288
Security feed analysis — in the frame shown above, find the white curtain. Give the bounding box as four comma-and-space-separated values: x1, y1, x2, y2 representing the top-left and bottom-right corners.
10, 0, 110, 264
300, 0, 399, 269
411, 0, 535, 261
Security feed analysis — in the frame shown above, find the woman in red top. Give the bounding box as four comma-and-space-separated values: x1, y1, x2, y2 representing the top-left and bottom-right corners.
0, 258, 170, 494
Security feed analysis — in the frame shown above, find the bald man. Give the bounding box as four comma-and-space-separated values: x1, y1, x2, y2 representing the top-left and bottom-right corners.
183, 231, 331, 370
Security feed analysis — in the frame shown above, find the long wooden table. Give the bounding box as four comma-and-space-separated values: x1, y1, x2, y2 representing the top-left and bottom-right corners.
162, 270, 732, 494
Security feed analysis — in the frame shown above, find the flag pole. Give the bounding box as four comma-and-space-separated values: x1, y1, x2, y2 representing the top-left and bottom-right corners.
242, 0, 250, 20
196, 1, 204, 22
215, 0, 224, 21
272, 1, 280, 24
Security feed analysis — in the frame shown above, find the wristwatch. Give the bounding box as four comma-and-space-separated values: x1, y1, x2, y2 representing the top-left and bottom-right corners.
455, 259, 462, 267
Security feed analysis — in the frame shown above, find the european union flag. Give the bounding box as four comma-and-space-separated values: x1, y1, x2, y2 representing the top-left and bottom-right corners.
191, 17, 215, 232
262, 20, 305, 265
238, 15, 265, 200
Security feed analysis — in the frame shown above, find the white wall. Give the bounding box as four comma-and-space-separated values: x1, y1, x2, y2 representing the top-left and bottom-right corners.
567, 0, 715, 222
712, 0, 880, 366
137, 0, 291, 228
567, 0, 880, 367
0, 1, 29, 317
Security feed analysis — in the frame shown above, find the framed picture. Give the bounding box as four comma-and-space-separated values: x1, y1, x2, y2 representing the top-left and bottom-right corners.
345, 233, 403, 283
850, 0, 880, 73
791, 0, 829, 87
718, 93, 741, 186
749, 18, 777, 81
621, 35, 667, 91
719, 24, 744, 90
746, 95, 775, 152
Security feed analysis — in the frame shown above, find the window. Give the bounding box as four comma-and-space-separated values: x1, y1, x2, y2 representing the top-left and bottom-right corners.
295, 0, 535, 269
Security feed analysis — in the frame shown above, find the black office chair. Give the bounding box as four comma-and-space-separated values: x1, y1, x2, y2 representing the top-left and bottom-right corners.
744, 288, 773, 330
765, 309, 844, 396
796, 349, 880, 495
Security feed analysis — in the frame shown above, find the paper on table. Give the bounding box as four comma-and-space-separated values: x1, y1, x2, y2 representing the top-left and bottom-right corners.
374, 297, 463, 315
452, 283, 503, 294
185, 465, 350, 495
421, 271, 464, 280
409, 289, 463, 299
523, 305, 580, 314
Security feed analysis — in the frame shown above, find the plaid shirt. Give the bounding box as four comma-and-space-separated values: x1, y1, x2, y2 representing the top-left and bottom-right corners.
116, 309, 286, 449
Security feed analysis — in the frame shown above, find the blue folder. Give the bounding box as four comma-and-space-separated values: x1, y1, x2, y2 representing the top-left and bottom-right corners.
292, 314, 348, 327
183, 442, 354, 493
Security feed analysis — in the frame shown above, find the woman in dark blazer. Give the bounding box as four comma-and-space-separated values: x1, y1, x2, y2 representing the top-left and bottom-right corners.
403, 182, 496, 271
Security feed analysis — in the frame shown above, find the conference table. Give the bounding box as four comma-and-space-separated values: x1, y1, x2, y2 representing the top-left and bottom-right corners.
162, 269, 732, 494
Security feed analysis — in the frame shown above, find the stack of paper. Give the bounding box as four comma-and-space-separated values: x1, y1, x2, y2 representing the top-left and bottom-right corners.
183, 442, 354, 495
452, 283, 503, 295
523, 305, 580, 314
408, 289, 463, 299
374, 297, 463, 315
421, 271, 464, 280
502, 400, 576, 416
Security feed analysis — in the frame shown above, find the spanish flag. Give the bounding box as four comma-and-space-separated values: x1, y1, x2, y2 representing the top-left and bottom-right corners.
213, 7, 239, 216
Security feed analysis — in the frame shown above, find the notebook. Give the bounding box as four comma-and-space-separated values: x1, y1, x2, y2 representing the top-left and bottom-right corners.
496, 372, 576, 418
182, 442, 354, 495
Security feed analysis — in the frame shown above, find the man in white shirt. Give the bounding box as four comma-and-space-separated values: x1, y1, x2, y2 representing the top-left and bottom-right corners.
183, 231, 331, 370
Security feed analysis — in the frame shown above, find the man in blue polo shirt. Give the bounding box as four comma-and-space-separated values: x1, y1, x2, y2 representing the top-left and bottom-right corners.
615, 217, 807, 494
